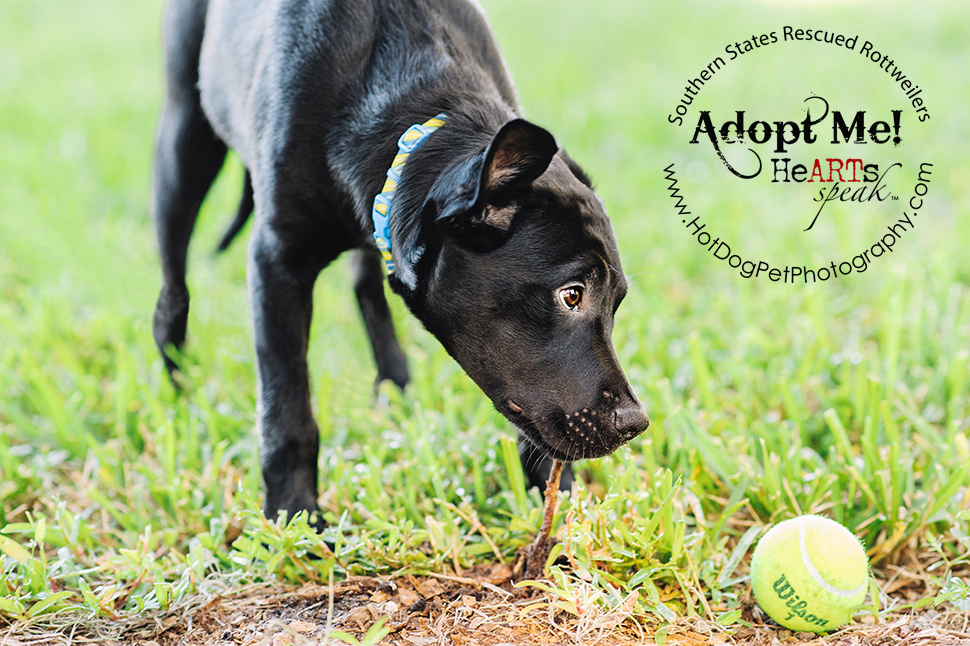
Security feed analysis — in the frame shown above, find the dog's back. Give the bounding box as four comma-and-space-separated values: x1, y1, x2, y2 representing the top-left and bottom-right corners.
190, 0, 518, 184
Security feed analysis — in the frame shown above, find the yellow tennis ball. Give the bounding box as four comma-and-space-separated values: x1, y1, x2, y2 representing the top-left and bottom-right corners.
750, 515, 869, 633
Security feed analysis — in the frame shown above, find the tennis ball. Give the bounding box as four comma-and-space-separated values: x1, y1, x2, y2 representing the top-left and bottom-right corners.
750, 515, 869, 633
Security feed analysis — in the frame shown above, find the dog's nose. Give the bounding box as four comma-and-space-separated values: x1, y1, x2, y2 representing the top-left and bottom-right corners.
615, 404, 649, 439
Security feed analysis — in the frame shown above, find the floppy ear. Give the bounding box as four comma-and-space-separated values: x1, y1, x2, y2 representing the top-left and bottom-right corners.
428, 119, 558, 241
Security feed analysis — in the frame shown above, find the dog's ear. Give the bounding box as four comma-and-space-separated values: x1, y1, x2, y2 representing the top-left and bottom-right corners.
480, 119, 559, 203
429, 119, 558, 243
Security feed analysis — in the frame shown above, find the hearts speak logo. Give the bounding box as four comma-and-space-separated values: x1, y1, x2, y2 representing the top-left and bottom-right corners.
664, 27, 934, 285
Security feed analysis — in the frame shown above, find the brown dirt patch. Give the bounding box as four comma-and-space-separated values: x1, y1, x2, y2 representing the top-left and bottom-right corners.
143, 580, 970, 646
1, 566, 967, 645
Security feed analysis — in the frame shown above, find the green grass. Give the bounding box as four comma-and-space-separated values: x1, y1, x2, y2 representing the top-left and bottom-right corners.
1, 0, 969, 638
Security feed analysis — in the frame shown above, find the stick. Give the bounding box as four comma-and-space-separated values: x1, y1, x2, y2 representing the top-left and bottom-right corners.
524, 460, 564, 580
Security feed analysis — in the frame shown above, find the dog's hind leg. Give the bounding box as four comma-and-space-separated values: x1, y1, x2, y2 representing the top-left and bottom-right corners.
152, 103, 226, 378
152, 0, 227, 380
349, 249, 410, 390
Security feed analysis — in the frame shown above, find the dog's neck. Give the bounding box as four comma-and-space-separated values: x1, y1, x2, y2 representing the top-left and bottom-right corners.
375, 103, 514, 301
370, 113, 449, 281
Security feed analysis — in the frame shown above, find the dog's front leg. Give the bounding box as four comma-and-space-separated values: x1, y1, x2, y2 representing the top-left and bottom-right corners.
518, 431, 575, 493
349, 249, 409, 391
249, 223, 331, 528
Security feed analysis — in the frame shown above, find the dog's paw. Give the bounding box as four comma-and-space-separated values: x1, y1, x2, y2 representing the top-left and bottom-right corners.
153, 285, 190, 376
375, 355, 409, 392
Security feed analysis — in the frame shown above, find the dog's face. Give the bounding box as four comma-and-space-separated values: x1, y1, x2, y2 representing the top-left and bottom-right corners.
401, 120, 648, 461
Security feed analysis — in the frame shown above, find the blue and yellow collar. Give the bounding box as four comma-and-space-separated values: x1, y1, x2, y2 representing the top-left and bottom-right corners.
371, 113, 449, 276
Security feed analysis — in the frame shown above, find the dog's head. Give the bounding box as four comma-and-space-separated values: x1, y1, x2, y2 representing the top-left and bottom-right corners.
391, 119, 648, 461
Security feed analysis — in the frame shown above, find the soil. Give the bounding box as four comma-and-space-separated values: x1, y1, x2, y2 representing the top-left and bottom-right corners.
1, 565, 967, 645
147, 573, 970, 646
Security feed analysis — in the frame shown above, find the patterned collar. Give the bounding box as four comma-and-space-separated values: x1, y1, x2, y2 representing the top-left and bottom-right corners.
371, 113, 449, 276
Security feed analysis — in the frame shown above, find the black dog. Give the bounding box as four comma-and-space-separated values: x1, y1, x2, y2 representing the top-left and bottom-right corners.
152, 0, 649, 525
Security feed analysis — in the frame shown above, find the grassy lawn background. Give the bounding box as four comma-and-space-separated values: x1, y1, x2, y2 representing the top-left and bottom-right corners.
1, 0, 968, 640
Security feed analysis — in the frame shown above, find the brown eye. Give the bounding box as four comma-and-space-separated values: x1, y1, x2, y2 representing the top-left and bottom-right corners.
559, 286, 583, 311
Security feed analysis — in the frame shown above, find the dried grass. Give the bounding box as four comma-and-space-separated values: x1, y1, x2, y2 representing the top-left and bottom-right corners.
2, 567, 966, 646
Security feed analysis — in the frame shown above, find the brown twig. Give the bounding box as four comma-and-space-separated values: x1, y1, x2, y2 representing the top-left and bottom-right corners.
523, 460, 564, 580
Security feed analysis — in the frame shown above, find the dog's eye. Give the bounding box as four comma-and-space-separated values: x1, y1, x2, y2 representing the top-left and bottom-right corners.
559, 286, 583, 311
